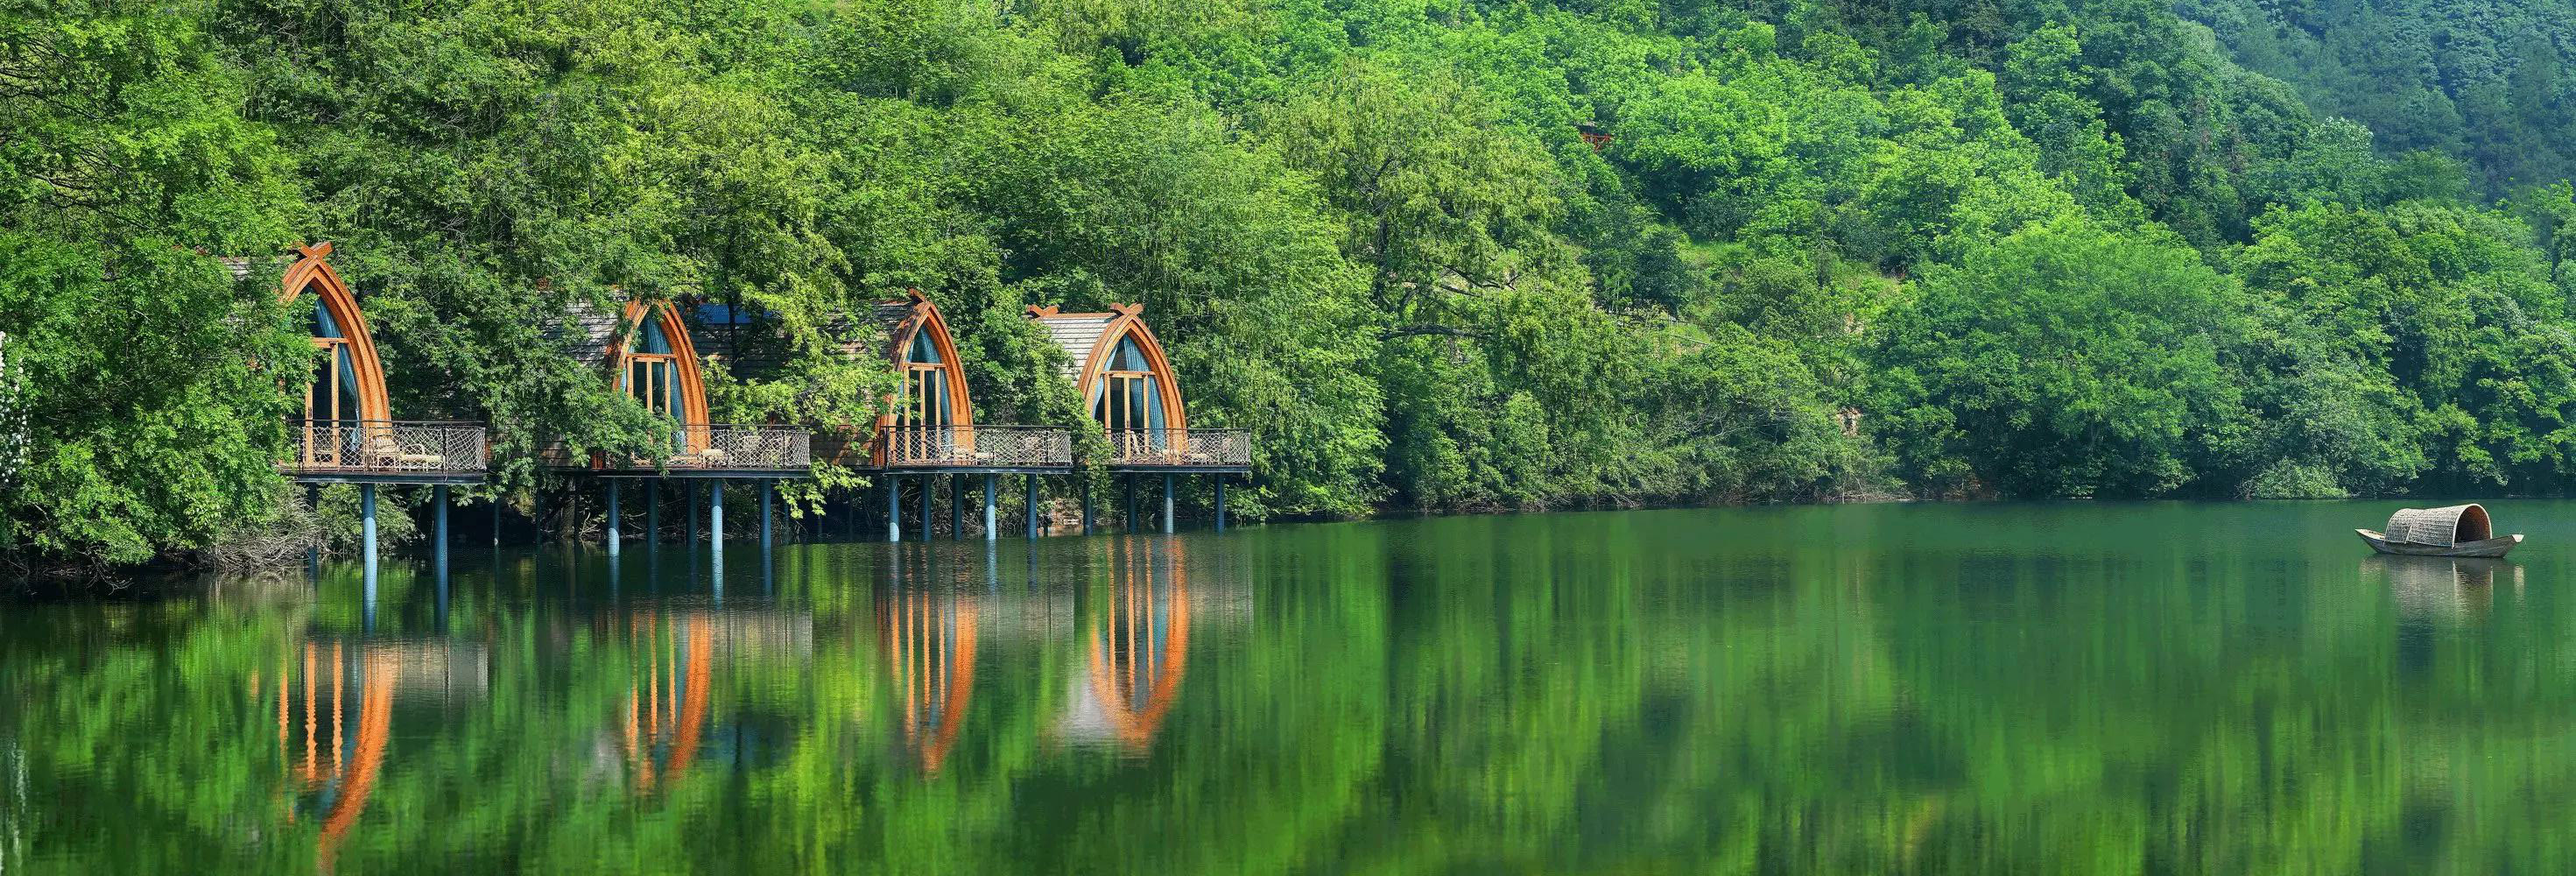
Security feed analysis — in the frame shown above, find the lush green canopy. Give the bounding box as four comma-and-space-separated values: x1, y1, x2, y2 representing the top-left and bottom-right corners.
7, 0, 2576, 562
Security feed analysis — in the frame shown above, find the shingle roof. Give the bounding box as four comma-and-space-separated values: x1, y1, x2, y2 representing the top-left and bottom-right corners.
560, 300, 629, 369
675, 293, 931, 383
1026, 305, 1127, 381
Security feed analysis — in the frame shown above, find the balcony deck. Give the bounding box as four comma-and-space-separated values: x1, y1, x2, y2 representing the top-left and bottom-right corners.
825, 425, 1075, 475
1102, 428, 1251, 473
281, 420, 489, 484
545, 424, 813, 478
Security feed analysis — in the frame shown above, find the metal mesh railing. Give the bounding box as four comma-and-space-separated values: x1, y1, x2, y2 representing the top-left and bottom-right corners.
541, 424, 811, 471
877, 425, 1073, 468
284, 420, 489, 474
662, 425, 812, 470
1103, 428, 1251, 468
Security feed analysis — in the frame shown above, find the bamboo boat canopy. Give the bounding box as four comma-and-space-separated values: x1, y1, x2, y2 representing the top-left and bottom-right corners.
2382, 504, 2493, 546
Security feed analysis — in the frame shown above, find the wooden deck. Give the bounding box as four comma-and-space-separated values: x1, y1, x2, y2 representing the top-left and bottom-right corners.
281, 420, 488, 484
1103, 428, 1251, 471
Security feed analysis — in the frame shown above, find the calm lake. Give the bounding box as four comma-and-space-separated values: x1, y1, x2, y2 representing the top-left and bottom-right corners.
5, 500, 2574, 872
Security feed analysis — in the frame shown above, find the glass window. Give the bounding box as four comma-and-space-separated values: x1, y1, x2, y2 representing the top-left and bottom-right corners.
312, 297, 345, 339
637, 315, 672, 355
908, 330, 940, 364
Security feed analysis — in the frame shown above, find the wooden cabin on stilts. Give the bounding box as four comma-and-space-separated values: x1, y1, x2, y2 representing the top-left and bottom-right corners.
252, 244, 488, 583
550, 295, 813, 557
820, 291, 1073, 542
1028, 304, 1250, 534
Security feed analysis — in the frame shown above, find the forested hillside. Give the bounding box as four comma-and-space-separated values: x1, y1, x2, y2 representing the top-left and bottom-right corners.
2180, 0, 2576, 196
7, 0, 2576, 563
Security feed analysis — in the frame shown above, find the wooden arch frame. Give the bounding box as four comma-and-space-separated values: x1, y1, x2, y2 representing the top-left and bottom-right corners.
281, 243, 393, 424
1042, 303, 1187, 432
606, 299, 712, 427
876, 290, 975, 431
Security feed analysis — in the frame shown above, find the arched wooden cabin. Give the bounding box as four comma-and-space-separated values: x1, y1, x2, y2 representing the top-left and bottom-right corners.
1027, 303, 1249, 470
560, 296, 807, 474
242, 244, 484, 482
722, 291, 1066, 473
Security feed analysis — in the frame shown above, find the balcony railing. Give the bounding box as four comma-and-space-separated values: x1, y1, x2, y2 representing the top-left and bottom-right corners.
1103, 428, 1251, 469
876, 425, 1073, 469
284, 420, 489, 475
547, 424, 813, 472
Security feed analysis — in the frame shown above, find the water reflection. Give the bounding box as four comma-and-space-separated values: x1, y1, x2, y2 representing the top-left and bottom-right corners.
1064, 539, 1190, 751
21, 503, 2576, 872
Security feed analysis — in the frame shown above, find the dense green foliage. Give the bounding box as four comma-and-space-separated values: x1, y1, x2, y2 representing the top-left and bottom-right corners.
9, 0, 2576, 561
2181, 0, 2576, 197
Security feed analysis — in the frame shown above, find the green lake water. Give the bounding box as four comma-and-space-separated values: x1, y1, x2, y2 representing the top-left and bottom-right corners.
6, 500, 2576, 873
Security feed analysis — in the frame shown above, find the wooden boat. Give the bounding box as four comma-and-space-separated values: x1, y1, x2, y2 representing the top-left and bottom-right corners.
2356, 504, 2523, 558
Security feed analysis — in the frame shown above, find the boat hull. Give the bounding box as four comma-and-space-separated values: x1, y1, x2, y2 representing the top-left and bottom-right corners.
2357, 530, 2523, 558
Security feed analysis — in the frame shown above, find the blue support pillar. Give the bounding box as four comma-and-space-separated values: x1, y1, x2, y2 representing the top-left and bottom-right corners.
760, 480, 774, 554
1214, 477, 1226, 533
605, 480, 621, 555
982, 474, 998, 541
1162, 473, 1175, 534
305, 484, 321, 577
884, 477, 902, 542
1026, 474, 1039, 539
360, 484, 379, 611
711, 479, 725, 555
434, 485, 451, 576
1080, 480, 1094, 535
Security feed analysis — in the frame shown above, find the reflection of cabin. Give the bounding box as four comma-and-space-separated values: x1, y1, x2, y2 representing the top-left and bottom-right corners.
876, 587, 979, 773
264, 638, 488, 872
553, 296, 810, 476
1059, 540, 1190, 750
240, 244, 486, 484
1027, 303, 1249, 471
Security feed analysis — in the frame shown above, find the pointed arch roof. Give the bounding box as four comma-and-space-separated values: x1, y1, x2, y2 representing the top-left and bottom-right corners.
1027, 302, 1186, 429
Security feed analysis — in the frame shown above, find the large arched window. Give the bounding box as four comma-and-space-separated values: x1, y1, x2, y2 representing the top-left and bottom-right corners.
1090, 336, 1167, 434
900, 328, 951, 427
609, 300, 709, 453
306, 297, 362, 425
623, 315, 684, 420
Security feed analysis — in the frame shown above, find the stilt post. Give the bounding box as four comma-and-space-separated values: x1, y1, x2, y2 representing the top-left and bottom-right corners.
1214, 477, 1226, 533
1080, 479, 1094, 535
1026, 474, 1039, 539
983, 474, 998, 541
605, 480, 621, 554
760, 480, 773, 553
434, 484, 451, 573
1162, 473, 1175, 534
884, 476, 901, 542
710, 479, 725, 559
360, 484, 379, 606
